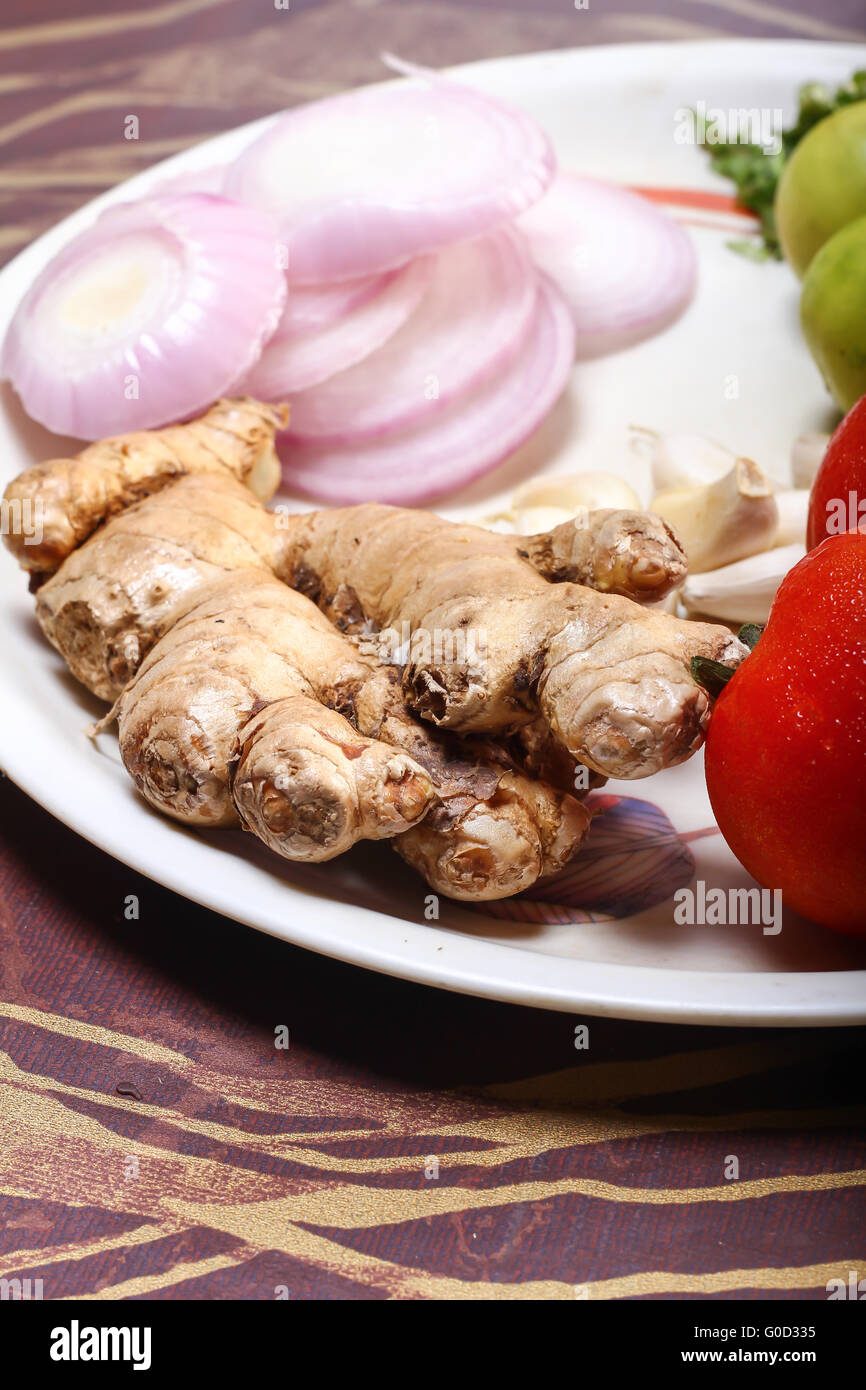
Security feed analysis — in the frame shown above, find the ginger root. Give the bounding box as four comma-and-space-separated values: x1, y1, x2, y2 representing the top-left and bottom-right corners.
518, 508, 686, 599
118, 572, 435, 853
35, 473, 282, 700
282, 504, 746, 780
8, 429, 591, 898
5, 399, 738, 896
2, 398, 284, 582
30, 483, 688, 706
117, 570, 590, 896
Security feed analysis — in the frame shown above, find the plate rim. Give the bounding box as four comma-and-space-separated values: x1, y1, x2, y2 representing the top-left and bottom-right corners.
5, 749, 866, 1027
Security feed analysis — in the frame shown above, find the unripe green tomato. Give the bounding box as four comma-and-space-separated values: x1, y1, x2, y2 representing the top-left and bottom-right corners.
800, 214, 866, 412
775, 102, 866, 278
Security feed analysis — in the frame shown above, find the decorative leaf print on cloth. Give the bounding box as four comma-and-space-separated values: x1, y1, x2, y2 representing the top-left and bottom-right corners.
480, 795, 719, 923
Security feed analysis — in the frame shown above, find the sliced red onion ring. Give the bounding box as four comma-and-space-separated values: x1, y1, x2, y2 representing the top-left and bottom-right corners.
278, 276, 575, 506
224, 78, 554, 282
285, 228, 536, 442
242, 254, 434, 398
2, 194, 286, 439
280, 269, 401, 334
148, 164, 229, 197
518, 172, 697, 358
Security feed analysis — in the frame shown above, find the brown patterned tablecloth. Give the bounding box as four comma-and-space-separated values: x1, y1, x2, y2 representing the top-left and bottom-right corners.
1, 0, 865, 1301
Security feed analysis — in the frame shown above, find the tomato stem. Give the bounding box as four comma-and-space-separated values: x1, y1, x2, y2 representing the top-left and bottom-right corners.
691, 656, 736, 697
738, 622, 765, 650
692, 625, 763, 697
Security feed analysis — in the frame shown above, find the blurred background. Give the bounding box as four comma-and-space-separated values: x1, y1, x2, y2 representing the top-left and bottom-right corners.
3, 0, 864, 267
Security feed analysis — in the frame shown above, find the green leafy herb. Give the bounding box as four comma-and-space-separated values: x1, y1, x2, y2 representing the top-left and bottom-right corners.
725, 238, 775, 263
700, 70, 866, 260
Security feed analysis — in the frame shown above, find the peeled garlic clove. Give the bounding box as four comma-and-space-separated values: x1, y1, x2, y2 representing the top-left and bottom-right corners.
773, 489, 810, 547
651, 457, 779, 573
480, 510, 520, 534
631, 426, 736, 492
790, 431, 830, 489
512, 504, 577, 534
511, 471, 641, 514
681, 543, 805, 624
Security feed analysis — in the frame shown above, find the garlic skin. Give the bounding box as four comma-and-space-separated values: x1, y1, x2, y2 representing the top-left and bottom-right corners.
681, 543, 805, 624
651, 457, 779, 574
773, 489, 809, 547
790, 431, 830, 489
511, 471, 641, 514
632, 427, 736, 493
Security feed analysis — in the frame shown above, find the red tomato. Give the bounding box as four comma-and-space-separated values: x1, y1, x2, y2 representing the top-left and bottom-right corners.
807, 393, 866, 549
705, 531, 866, 934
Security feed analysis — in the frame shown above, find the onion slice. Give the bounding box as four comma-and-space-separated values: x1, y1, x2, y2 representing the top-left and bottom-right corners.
285, 228, 537, 442
518, 172, 697, 358
149, 164, 229, 197
224, 78, 554, 282
280, 269, 402, 334
2, 194, 286, 439
278, 276, 575, 506
242, 254, 434, 398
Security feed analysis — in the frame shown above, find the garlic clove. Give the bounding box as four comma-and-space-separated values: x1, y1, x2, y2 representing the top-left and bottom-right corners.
681, 543, 805, 624
480, 510, 520, 534
479, 505, 576, 535
651, 457, 779, 574
790, 431, 830, 489
512, 504, 578, 535
511, 470, 641, 514
773, 489, 810, 548
631, 426, 736, 493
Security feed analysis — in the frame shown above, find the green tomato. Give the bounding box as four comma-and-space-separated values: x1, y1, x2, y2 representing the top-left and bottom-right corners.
800, 214, 866, 411
775, 101, 866, 278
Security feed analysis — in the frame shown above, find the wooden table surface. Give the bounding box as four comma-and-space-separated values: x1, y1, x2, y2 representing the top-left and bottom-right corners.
2, 0, 866, 269
1, 0, 865, 1301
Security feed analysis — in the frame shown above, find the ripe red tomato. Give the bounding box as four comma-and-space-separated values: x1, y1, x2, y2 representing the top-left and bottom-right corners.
705, 531, 866, 934
807, 393, 866, 549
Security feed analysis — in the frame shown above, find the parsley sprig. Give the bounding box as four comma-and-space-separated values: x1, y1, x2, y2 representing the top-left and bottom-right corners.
702, 71, 866, 260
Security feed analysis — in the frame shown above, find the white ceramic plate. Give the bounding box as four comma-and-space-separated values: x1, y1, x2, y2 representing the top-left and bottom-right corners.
2, 40, 865, 1025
